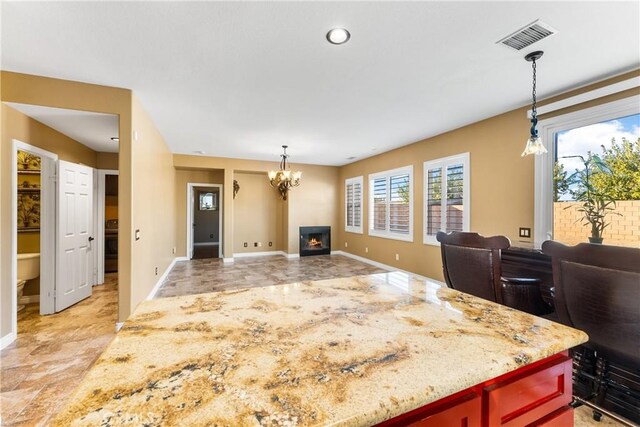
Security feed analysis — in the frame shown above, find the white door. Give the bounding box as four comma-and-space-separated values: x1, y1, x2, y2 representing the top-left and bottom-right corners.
56, 160, 94, 311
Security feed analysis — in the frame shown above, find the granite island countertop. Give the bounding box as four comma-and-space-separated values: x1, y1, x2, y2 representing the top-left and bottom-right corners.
53, 272, 588, 426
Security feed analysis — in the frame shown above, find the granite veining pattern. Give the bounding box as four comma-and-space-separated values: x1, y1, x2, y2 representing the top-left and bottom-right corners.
53, 272, 588, 426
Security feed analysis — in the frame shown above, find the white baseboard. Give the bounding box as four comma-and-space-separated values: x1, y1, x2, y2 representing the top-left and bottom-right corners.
331, 250, 438, 283
0, 331, 17, 351
234, 251, 285, 258
19, 295, 40, 304
285, 253, 300, 259
146, 257, 179, 301
115, 322, 124, 332
175, 256, 189, 262
222, 257, 235, 263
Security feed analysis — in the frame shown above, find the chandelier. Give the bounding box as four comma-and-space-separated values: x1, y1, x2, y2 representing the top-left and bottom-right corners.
521, 50, 548, 157
268, 145, 301, 200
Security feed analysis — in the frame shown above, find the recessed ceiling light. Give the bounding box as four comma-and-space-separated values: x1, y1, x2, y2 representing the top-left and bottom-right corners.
110, 137, 119, 142
195, 150, 205, 154
326, 28, 350, 45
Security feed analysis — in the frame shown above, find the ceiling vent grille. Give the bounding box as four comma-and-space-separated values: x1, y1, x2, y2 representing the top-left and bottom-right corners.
497, 20, 557, 51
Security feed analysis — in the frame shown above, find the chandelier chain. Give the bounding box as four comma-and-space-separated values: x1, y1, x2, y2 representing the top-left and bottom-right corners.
531, 59, 537, 119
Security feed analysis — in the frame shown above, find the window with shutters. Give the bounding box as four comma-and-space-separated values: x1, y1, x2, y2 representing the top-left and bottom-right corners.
368, 166, 413, 242
424, 153, 470, 245
345, 176, 363, 234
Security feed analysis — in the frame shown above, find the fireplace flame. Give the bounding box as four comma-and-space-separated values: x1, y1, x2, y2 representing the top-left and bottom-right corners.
307, 238, 323, 248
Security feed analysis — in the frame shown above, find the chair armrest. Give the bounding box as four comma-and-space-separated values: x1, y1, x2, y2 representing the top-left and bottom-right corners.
501, 277, 542, 285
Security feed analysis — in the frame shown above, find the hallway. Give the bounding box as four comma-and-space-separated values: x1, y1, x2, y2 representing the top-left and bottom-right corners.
0, 274, 118, 426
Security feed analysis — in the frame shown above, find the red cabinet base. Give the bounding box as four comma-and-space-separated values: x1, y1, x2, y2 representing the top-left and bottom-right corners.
378, 352, 573, 427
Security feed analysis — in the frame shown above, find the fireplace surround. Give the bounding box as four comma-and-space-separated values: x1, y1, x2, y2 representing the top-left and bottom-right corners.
299, 226, 331, 257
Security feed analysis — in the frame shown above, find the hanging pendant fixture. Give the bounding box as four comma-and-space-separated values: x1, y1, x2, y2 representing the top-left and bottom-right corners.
268, 145, 302, 201
521, 50, 548, 157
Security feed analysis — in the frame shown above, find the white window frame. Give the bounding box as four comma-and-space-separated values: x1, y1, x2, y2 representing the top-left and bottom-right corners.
423, 153, 470, 245
368, 165, 414, 242
534, 95, 640, 248
345, 176, 363, 234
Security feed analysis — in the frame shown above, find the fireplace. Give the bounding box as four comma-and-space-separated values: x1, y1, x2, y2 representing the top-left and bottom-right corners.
299, 226, 331, 257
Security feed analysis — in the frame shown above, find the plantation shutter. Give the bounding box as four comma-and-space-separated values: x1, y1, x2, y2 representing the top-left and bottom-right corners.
389, 173, 410, 234
346, 182, 354, 227
426, 167, 442, 236
372, 177, 387, 231
446, 163, 464, 232
353, 181, 362, 228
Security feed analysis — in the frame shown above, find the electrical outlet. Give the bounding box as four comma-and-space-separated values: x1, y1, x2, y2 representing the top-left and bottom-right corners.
269, 242, 273, 247
254, 242, 258, 247
172, 247, 176, 254
395, 254, 400, 261
345, 242, 348, 248
210, 233, 214, 238
365, 247, 369, 253
155, 267, 158, 275
135, 229, 141, 241
244, 242, 248, 247
519, 227, 531, 238
258, 242, 262, 247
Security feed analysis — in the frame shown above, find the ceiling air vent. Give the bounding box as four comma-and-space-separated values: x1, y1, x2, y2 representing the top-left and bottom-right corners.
497, 20, 557, 51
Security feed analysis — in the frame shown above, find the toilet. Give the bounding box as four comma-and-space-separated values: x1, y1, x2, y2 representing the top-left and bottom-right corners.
17, 253, 40, 312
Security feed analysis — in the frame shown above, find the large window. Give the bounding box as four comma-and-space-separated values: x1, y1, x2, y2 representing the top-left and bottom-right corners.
345, 176, 363, 234
423, 153, 470, 245
535, 96, 640, 247
368, 166, 413, 241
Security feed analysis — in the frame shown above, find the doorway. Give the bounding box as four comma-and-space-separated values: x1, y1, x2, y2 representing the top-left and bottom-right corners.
96, 170, 119, 284
187, 183, 223, 259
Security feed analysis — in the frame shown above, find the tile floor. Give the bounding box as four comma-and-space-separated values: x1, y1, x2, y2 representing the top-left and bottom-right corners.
155, 253, 386, 298
0, 274, 118, 426
0, 256, 631, 426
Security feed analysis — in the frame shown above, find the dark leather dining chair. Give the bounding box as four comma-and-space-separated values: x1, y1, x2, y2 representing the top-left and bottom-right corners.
542, 241, 640, 424
436, 231, 552, 315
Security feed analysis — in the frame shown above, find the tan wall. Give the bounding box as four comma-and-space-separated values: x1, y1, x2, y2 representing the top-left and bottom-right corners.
174, 168, 224, 257
338, 70, 640, 281
233, 171, 282, 254
173, 155, 339, 257
97, 152, 119, 170
1, 71, 133, 334
129, 95, 176, 309
554, 201, 640, 247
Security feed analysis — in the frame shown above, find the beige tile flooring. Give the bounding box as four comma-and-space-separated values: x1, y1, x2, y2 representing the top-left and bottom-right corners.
0, 256, 631, 426
0, 274, 117, 426
575, 405, 628, 426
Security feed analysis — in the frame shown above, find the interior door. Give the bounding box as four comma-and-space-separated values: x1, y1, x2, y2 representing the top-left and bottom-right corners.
56, 160, 94, 312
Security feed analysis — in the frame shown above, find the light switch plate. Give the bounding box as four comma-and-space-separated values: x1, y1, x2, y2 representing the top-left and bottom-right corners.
519, 227, 531, 238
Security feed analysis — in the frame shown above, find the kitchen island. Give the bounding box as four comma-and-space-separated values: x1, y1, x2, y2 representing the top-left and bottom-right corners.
53, 272, 587, 426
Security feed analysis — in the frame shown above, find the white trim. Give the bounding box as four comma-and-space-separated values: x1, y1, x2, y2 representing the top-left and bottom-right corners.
10, 140, 58, 345
175, 256, 189, 262
332, 251, 441, 284
186, 183, 223, 260
285, 253, 300, 259
345, 176, 364, 234
145, 257, 179, 300
19, 295, 40, 304
423, 153, 470, 245
115, 322, 124, 332
0, 332, 17, 351
528, 76, 640, 118
223, 257, 235, 263
534, 95, 640, 247
96, 169, 118, 285
368, 165, 414, 242
234, 251, 285, 258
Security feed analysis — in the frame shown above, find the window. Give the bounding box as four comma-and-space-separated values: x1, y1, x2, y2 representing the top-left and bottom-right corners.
368, 166, 413, 241
535, 96, 640, 247
423, 153, 470, 245
345, 176, 363, 233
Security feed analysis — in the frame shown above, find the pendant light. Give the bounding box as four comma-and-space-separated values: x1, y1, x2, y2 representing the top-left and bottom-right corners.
521, 51, 548, 157
268, 145, 302, 200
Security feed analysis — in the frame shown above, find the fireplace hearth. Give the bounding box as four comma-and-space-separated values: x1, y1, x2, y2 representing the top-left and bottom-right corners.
300, 226, 331, 257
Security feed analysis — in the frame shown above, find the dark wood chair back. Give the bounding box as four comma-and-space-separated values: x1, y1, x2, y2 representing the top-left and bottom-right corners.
436, 231, 510, 304
542, 241, 640, 367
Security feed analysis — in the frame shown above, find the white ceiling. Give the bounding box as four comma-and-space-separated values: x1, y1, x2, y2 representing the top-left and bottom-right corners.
2, 2, 638, 166
6, 103, 119, 153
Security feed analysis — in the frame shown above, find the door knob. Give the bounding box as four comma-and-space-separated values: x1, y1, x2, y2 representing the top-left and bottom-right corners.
88, 236, 95, 242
